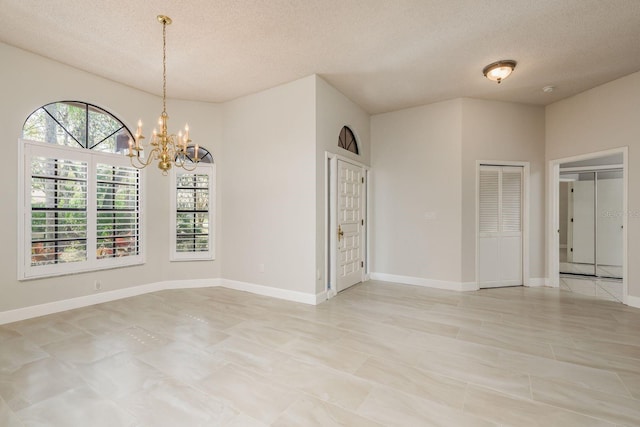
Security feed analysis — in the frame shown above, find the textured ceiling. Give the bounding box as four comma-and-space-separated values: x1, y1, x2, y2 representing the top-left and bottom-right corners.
1, 0, 639, 114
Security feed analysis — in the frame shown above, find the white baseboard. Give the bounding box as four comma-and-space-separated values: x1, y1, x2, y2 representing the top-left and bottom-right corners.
525, 278, 548, 287
0, 282, 160, 325
627, 294, 640, 309
167, 278, 223, 289
370, 272, 478, 292
314, 290, 328, 304
220, 279, 320, 305
0, 278, 322, 325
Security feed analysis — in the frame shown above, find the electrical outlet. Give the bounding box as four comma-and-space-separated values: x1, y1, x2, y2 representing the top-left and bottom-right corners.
259, 264, 265, 273
94, 280, 102, 291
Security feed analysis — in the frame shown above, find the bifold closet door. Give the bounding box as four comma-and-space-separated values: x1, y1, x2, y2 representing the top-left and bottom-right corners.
478, 165, 523, 288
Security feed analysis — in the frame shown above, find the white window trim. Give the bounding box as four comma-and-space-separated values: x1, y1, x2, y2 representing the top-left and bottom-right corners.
169, 162, 216, 261
18, 139, 144, 280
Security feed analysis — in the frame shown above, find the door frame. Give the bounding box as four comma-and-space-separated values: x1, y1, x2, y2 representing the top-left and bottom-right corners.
547, 147, 628, 303
325, 152, 370, 298
476, 160, 530, 288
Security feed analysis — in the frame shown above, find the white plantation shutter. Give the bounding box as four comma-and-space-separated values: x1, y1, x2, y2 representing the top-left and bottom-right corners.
501, 168, 522, 232
176, 173, 210, 253
96, 164, 140, 259
479, 168, 499, 233
30, 153, 88, 266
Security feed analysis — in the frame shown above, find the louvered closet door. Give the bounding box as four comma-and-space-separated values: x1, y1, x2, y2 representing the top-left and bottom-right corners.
478, 165, 523, 288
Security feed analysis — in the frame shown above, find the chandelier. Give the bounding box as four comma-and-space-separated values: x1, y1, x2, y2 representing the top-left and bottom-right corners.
128, 15, 199, 174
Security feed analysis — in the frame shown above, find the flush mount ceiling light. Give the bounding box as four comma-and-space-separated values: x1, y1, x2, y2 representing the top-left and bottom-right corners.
482, 60, 517, 84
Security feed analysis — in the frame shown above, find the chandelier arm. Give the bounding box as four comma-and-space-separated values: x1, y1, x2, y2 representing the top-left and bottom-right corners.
129, 148, 157, 169
175, 156, 199, 172
171, 139, 199, 172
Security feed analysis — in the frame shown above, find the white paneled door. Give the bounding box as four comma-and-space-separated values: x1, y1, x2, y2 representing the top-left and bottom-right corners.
479, 165, 523, 288
337, 160, 364, 292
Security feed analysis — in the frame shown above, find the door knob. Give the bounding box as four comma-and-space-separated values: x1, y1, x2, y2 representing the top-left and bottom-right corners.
338, 225, 344, 241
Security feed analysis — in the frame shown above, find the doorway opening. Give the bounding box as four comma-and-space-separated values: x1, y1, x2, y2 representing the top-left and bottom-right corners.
549, 148, 627, 303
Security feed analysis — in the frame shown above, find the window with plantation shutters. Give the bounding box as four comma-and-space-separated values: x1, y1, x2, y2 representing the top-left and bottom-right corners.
170, 149, 215, 261
19, 101, 142, 280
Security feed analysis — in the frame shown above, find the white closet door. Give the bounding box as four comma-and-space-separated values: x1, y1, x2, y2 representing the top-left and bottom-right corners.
596, 174, 623, 270
572, 178, 595, 265
479, 166, 523, 288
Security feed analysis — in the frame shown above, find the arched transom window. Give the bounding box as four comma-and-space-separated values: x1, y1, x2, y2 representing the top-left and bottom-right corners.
23, 101, 134, 153
338, 126, 359, 155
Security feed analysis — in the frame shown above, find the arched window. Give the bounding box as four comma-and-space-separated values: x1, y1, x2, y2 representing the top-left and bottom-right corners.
22, 101, 134, 153
19, 101, 142, 280
338, 126, 359, 155
171, 146, 216, 261
183, 145, 214, 164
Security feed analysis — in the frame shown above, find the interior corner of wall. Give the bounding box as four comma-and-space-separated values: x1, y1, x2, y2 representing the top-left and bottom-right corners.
626, 294, 640, 309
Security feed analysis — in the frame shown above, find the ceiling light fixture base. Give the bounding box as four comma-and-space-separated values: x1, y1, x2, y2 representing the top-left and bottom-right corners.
483, 60, 517, 84
157, 15, 172, 25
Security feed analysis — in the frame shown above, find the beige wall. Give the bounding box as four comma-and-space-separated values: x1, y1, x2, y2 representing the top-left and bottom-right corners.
221, 76, 317, 294
370, 100, 464, 284
546, 71, 640, 299
371, 98, 546, 287
460, 98, 546, 283
315, 76, 370, 294
0, 42, 222, 312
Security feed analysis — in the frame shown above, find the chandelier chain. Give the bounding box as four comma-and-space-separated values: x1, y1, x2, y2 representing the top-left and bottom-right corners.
162, 19, 167, 114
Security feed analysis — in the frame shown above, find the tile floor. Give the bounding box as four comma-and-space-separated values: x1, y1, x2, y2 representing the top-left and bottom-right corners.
1, 281, 640, 426
559, 262, 623, 279
560, 276, 624, 303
